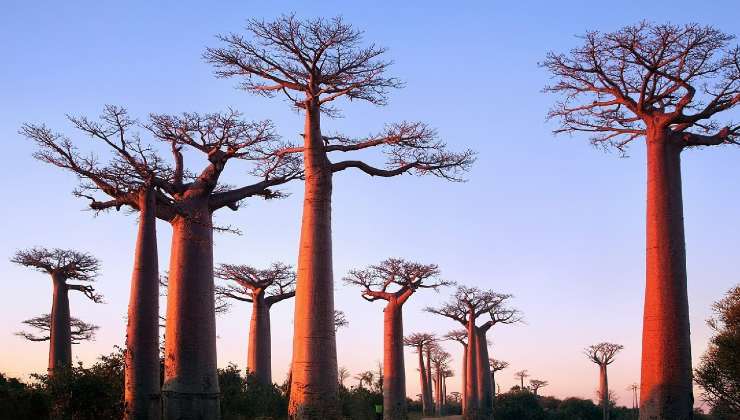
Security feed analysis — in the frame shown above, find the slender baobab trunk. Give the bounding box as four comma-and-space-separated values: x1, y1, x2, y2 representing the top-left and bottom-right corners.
162, 202, 220, 420
249, 293, 272, 384
640, 131, 693, 420
290, 102, 338, 419
465, 316, 479, 419
462, 344, 468, 414
383, 302, 406, 420
600, 364, 609, 420
476, 329, 493, 418
434, 374, 441, 416
49, 274, 72, 375
125, 188, 161, 420
417, 348, 432, 416
425, 346, 433, 413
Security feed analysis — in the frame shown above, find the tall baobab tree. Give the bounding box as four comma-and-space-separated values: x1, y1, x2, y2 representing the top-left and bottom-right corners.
214, 262, 296, 385
16, 314, 99, 344
205, 16, 475, 418
543, 22, 740, 419
426, 286, 515, 419
445, 329, 469, 412
429, 346, 452, 416
11, 248, 102, 375
586, 342, 624, 420
22, 107, 172, 419
345, 258, 450, 420
514, 370, 530, 390
23, 107, 301, 419
489, 359, 509, 399
529, 379, 548, 396
404, 333, 436, 416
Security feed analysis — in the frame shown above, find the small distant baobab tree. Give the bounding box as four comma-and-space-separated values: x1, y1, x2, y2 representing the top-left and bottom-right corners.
489, 359, 509, 399
544, 22, 740, 419
345, 258, 450, 420
334, 310, 348, 332
11, 248, 102, 375
529, 379, 548, 396
214, 262, 296, 385
426, 286, 517, 418
206, 16, 475, 418
586, 342, 624, 420
429, 347, 452, 416
16, 314, 99, 344
514, 370, 530, 390
404, 333, 437, 416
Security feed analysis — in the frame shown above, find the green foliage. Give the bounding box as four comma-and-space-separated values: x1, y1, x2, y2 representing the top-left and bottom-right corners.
695, 285, 740, 418
494, 390, 546, 420
337, 383, 382, 420
0, 373, 49, 420
218, 363, 288, 420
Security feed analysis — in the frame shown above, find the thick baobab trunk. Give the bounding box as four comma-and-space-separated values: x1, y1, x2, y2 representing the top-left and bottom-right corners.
640, 132, 693, 420
383, 302, 406, 420
418, 348, 432, 416
49, 274, 72, 375
476, 329, 493, 418
162, 203, 220, 420
125, 188, 161, 420
290, 102, 339, 419
600, 364, 609, 420
464, 318, 479, 419
248, 293, 272, 384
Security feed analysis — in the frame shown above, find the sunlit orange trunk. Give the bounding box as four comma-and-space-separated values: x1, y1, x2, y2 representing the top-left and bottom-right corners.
49, 274, 72, 375
461, 344, 468, 414
162, 201, 220, 420
639, 130, 693, 420
248, 292, 272, 384
289, 102, 339, 419
476, 329, 493, 418
383, 301, 406, 420
464, 315, 479, 419
435, 371, 442, 415
417, 348, 432, 416
600, 364, 609, 420
124, 188, 161, 419
425, 346, 433, 412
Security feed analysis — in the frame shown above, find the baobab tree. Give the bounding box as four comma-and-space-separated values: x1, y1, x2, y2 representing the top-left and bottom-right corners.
445, 329, 469, 411
22, 106, 173, 419
544, 22, 740, 419
355, 370, 374, 389
333, 310, 348, 332
404, 333, 436, 416
489, 359, 509, 399
205, 16, 475, 418
426, 286, 516, 419
429, 347, 452, 416
11, 248, 102, 375
24, 107, 301, 419
214, 262, 296, 385
16, 314, 99, 344
345, 258, 450, 420
586, 342, 624, 420
529, 379, 548, 396
514, 370, 530, 390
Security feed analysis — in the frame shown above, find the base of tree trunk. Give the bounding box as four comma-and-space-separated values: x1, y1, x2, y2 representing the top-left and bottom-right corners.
162, 391, 220, 420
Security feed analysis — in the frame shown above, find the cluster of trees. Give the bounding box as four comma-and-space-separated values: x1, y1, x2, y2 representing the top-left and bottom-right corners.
5, 13, 740, 420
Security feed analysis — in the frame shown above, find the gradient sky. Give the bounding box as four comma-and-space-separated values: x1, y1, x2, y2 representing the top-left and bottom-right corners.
1, 0, 738, 410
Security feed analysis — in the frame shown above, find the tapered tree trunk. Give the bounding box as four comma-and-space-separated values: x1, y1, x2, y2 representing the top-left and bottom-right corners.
289, 102, 339, 419
425, 347, 433, 413
418, 348, 432, 416
49, 274, 72, 375
476, 329, 493, 419
639, 131, 693, 420
162, 202, 220, 420
125, 188, 161, 420
465, 317, 479, 419
249, 293, 272, 385
383, 302, 406, 420
434, 375, 441, 416
462, 344, 468, 414
600, 364, 609, 420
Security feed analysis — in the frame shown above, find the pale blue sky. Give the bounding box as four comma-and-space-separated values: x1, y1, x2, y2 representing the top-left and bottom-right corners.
1, 0, 738, 408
